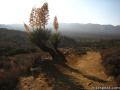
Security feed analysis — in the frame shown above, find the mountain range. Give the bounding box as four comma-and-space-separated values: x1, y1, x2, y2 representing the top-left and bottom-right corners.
0, 23, 120, 39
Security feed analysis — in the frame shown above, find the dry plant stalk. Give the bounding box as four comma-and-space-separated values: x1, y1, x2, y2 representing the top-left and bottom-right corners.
24, 23, 30, 33
53, 16, 59, 32
29, 2, 49, 29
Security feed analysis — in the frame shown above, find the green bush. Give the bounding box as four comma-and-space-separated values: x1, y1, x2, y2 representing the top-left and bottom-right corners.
0, 48, 37, 56
101, 50, 120, 77
50, 32, 61, 48
29, 28, 61, 50
29, 29, 51, 44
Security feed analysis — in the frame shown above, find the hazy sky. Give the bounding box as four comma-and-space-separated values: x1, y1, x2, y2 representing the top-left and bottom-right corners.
0, 0, 120, 25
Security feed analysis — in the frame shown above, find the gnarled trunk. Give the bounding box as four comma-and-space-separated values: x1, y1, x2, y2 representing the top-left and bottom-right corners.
37, 42, 66, 64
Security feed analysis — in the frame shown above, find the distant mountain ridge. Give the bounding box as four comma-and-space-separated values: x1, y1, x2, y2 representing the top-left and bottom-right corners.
0, 23, 120, 39
0, 24, 24, 30
58, 23, 120, 39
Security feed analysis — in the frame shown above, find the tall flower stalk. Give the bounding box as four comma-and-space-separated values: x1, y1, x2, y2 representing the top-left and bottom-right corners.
53, 16, 59, 32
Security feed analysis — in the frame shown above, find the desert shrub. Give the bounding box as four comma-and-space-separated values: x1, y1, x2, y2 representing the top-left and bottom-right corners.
0, 53, 39, 89
50, 32, 61, 49
101, 49, 120, 78
0, 48, 37, 56
59, 36, 77, 48
29, 29, 51, 45
29, 28, 61, 49
75, 48, 87, 55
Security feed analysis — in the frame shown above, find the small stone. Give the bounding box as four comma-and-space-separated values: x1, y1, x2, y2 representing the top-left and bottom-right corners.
88, 82, 93, 86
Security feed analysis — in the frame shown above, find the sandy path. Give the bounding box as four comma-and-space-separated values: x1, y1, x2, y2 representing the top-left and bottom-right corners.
17, 51, 117, 90
63, 51, 117, 89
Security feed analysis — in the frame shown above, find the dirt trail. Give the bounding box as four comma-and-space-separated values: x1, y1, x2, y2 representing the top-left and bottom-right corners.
17, 51, 117, 90
68, 51, 108, 79
64, 51, 117, 89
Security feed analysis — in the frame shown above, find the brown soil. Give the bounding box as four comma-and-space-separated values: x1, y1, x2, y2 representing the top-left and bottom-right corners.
16, 50, 118, 90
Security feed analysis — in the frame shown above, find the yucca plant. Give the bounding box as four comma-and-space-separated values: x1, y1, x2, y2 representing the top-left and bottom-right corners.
50, 32, 61, 49
27, 28, 65, 63
29, 29, 51, 44
24, 2, 66, 63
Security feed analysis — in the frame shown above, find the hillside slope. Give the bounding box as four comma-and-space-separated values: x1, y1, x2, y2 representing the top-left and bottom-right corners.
0, 28, 31, 48
0, 28, 78, 48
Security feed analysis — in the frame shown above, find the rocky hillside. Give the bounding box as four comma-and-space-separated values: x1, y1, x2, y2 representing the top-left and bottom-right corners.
0, 28, 31, 48
0, 28, 78, 49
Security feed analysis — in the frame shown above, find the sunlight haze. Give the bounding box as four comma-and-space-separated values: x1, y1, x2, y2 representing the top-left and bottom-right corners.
0, 0, 120, 25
